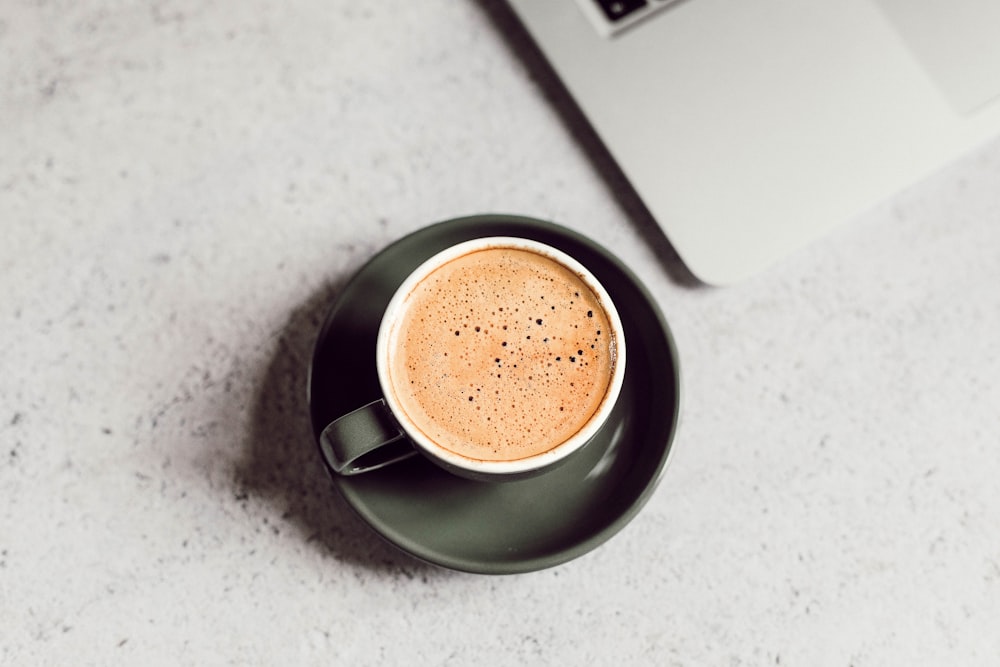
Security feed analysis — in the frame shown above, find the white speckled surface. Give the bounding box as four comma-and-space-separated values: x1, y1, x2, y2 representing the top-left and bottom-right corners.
2, 1, 999, 664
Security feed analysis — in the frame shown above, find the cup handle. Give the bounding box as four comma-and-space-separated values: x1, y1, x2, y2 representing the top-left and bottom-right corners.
319, 399, 417, 475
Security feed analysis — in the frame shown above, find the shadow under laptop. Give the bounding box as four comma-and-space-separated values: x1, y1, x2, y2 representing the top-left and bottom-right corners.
237, 279, 448, 579
474, 0, 704, 288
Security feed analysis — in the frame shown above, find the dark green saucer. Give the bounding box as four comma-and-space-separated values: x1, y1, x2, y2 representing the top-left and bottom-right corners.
309, 215, 681, 574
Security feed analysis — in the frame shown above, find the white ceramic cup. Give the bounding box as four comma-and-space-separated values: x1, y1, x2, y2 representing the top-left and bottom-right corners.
319, 236, 626, 481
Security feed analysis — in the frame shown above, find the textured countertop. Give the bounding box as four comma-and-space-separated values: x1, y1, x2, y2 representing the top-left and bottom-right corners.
3, 1, 999, 664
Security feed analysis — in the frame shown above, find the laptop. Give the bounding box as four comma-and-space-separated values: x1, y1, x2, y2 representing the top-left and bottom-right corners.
505, 0, 1000, 284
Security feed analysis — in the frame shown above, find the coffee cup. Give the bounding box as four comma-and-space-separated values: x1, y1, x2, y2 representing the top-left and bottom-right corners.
318, 236, 626, 481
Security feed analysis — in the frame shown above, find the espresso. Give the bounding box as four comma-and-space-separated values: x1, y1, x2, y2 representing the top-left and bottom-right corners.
387, 246, 617, 462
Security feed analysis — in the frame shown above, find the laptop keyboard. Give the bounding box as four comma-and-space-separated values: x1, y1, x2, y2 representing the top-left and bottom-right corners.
595, 0, 648, 22
590, 0, 681, 35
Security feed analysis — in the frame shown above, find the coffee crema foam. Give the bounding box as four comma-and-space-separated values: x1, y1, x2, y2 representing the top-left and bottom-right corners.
388, 246, 616, 462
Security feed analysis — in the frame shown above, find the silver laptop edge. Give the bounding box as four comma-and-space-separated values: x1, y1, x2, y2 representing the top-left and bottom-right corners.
507, 0, 1000, 284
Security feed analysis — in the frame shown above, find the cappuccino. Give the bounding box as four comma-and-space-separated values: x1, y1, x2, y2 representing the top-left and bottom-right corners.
385, 245, 618, 462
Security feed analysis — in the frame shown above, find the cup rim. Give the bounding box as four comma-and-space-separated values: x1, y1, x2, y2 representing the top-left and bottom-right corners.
375, 236, 627, 477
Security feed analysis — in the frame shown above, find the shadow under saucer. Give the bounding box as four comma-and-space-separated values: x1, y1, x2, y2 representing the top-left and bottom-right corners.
239, 277, 441, 576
